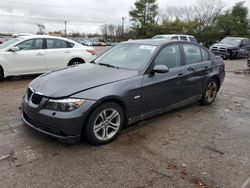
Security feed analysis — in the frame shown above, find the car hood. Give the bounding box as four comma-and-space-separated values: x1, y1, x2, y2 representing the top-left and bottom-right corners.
212, 43, 239, 49
29, 63, 138, 98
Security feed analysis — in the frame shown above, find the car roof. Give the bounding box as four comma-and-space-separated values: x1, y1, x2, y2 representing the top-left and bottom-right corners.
124, 39, 173, 46
16, 35, 78, 44
17, 35, 72, 41
224, 37, 249, 40
154, 34, 195, 37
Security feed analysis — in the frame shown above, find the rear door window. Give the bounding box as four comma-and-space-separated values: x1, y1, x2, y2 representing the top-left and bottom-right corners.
183, 44, 202, 65
154, 45, 181, 69
180, 36, 188, 41
201, 48, 210, 61
46, 39, 71, 49
189, 37, 197, 43
171, 36, 179, 40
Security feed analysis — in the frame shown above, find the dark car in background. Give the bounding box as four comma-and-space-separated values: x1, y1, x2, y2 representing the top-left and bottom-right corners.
21, 39, 225, 145
210, 37, 250, 60
79, 39, 93, 46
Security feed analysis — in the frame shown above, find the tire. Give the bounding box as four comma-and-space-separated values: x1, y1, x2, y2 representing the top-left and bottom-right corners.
68, 59, 84, 66
0, 67, 4, 81
85, 102, 125, 145
200, 79, 218, 105
229, 52, 237, 60
222, 55, 229, 60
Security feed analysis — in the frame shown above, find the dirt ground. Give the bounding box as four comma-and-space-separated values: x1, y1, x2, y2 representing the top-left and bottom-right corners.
0, 50, 250, 188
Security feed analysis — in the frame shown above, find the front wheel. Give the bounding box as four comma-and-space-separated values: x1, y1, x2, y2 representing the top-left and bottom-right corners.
69, 59, 84, 66
200, 80, 218, 105
85, 102, 124, 145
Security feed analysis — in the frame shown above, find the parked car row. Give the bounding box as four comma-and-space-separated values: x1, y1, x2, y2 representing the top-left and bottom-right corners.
0, 35, 96, 80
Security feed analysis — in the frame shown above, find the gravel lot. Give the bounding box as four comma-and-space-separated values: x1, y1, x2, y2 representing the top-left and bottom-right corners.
0, 49, 250, 188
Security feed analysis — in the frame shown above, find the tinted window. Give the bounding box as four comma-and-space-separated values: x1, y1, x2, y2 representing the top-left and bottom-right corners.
47, 39, 70, 49
201, 48, 210, 61
17, 39, 43, 50
183, 44, 202, 64
154, 45, 181, 69
180, 36, 188, 41
68, 42, 75, 48
189, 37, 197, 43
241, 40, 248, 47
171, 36, 178, 40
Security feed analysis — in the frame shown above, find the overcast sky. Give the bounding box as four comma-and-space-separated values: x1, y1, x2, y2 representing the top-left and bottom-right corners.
0, 0, 249, 34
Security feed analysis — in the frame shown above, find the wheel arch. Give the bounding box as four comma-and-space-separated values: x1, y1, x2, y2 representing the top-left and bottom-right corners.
0, 64, 4, 79
68, 57, 85, 66
81, 97, 128, 136
211, 76, 221, 91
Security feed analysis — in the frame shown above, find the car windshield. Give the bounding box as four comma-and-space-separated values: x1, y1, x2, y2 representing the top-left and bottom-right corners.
0, 38, 20, 50
95, 43, 156, 70
220, 37, 242, 45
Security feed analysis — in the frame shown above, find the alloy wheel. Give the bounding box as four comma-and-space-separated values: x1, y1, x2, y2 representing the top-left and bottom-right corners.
205, 81, 218, 103
93, 108, 121, 141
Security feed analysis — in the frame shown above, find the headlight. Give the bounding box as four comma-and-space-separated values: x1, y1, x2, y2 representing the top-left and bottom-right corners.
45, 98, 85, 112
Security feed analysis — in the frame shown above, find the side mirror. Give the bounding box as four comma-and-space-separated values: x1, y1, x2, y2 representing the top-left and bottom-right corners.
10, 46, 20, 52
153, 65, 169, 74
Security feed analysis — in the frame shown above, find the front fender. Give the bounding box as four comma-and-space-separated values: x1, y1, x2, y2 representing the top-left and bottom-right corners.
71, 76, 143, 119
68, 50, 95, 63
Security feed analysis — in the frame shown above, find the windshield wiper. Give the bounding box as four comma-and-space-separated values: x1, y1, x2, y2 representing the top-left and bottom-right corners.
98, 63, 120, 69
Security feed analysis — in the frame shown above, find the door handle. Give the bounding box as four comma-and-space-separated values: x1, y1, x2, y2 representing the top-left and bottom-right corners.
36, 53, 44, 56
187, 67, 196, 72
65, 51, 71, 54
178, 73, 184, 76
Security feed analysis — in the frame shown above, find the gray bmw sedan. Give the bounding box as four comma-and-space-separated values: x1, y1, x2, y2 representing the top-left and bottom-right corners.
21, 39, 225, 145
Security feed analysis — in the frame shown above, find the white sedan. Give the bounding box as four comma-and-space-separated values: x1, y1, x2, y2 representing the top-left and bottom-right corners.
0, 35, 96, 80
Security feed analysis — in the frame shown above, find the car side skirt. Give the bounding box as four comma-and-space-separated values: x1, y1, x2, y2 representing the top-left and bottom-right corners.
128, 95, 202, 125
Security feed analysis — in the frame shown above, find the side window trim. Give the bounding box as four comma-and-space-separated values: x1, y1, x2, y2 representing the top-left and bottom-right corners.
42, 39, 46, 49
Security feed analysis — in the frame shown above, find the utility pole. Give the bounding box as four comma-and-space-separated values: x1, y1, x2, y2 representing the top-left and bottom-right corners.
122, 17, 126, 41
64, 21, 67, 37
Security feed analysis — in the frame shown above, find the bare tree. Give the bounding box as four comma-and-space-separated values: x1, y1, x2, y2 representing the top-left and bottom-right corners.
36, 24, 46, 35
162, 0, 224, 26
100, 24, 109, 41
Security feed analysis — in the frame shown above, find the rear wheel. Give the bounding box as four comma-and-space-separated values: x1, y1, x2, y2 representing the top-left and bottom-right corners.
85, 102, 124, 145
200, 79, 218, 105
